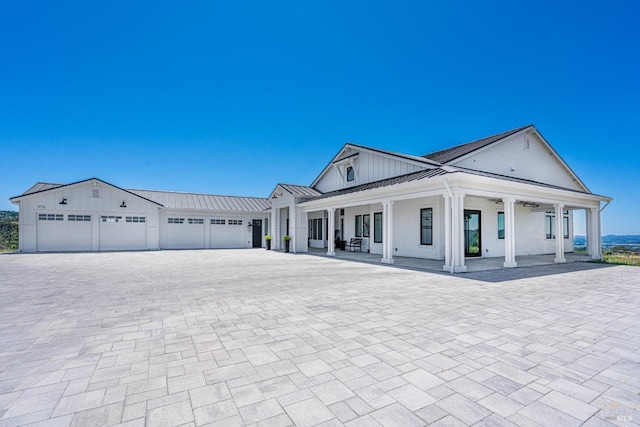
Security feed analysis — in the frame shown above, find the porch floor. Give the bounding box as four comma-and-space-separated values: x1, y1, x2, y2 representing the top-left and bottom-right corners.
305, 247, 594, 273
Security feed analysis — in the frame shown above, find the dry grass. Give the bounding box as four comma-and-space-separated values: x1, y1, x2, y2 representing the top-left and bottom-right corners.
602, 246, 640, 267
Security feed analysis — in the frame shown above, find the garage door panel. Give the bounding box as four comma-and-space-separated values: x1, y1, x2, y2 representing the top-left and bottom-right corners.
209, 219, 244, 248
165, 217, 205, 249
99, 215, 147, 251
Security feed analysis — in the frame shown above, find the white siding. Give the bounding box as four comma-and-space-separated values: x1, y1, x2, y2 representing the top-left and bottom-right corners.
392, 197, 444, 259
452, 133, 584, 191
17, 180, 159, 252
315, 150, 426, 193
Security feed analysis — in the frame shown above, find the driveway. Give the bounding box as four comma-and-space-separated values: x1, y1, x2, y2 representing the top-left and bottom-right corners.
0, 250, 638, 426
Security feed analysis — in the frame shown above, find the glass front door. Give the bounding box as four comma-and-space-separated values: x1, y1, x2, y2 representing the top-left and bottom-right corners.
464, 210, 481, 257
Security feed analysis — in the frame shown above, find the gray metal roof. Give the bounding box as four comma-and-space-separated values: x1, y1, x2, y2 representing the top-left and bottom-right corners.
309, 168, 449, 201
128, 189, 270, 212
423, 125, 533, 164
279, 184, 323, 197
23, 182, 64, 195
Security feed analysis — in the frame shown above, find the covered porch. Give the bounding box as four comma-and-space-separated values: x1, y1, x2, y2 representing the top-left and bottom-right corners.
305, 247, 594, 273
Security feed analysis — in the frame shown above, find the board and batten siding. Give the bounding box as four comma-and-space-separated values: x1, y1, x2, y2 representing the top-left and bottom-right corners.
314, 150, 426, 193
451, 133, 584, 192
17, 181, 160, 252
392, 197, 444, 260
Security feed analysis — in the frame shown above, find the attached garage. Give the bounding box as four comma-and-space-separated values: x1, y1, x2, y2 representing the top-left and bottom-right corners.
165, 217, 206, 249
99, 215, 148, 251
209, 218, 245, 248
11, 178, 269, 253
36, 213, 92, 252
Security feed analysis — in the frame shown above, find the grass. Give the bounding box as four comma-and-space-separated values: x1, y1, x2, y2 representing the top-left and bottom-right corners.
601, 246, 640, 267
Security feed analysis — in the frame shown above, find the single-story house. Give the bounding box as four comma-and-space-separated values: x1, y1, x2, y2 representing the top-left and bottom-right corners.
10, 124, 611, 272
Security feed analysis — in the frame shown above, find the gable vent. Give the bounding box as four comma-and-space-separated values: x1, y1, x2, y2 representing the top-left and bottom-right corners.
524, 138, 530, 151
91, 188, 100, 198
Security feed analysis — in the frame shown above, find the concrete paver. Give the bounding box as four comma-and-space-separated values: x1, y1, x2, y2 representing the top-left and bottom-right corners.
0, 249, 639, 426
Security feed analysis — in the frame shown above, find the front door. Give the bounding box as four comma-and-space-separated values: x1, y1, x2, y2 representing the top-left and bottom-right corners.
252, 219, 262, 248
464, 210, 481, 257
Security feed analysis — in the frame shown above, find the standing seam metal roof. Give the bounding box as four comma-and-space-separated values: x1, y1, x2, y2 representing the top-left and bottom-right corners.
127, 189, 270, 212
423, 125, 533, 164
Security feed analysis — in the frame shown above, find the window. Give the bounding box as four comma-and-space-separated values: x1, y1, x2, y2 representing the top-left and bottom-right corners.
497, 212, 505, 239
228, 219, 242, 225
346, 166, 355, 182
362, 214, 370, 238
355, 215, 362, 237
545, 210, 570, 239
264, 218, 268, 235
68, 215, 91, 222
211, 219, 225, 225
168, 218, 184, 224
310, 218, 323, 240
420, 208, 433, 245
126, 216, 145, 223
374, 212, 382, 243
101, 216, 122, 222
39, 214, 63, 221
188, 218, 204, 225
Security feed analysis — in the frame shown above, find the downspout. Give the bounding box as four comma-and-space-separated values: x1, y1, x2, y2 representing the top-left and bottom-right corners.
443, 179, 455, 274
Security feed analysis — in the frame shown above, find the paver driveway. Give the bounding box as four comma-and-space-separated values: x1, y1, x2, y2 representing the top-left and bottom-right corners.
0, 250, 638, 427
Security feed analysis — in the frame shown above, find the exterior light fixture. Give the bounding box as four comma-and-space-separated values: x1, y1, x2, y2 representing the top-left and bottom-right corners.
59, 198, 67, 205
120, 201, 127, 208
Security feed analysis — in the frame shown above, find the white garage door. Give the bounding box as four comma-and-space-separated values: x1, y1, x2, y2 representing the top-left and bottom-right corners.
165, 217, 205, 249
99, 215, 147, 251
209, 219, 244, 248
36, 213, 92, 252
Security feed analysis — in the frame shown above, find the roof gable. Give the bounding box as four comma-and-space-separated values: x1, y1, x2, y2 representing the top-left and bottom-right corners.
423, 125, 533, 164
441, 127, 589, 193
11, 178, 164, 206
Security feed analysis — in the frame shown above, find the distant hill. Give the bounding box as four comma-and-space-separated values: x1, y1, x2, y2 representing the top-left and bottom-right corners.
575, 235, 640, 250
0, 211, 19, 252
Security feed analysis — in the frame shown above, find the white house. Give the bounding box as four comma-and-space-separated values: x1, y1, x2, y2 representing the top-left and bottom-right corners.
10, 125, 611, 272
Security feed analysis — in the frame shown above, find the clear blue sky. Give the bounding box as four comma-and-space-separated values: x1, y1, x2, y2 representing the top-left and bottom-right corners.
1, 1, 638, 235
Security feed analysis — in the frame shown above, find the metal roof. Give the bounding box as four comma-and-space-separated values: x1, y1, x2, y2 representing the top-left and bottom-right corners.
423, 125, 533, 164
309, 168, 449, 201
279, 184, 322, 197
128, 189, 270, 212
23, 182, 64, 195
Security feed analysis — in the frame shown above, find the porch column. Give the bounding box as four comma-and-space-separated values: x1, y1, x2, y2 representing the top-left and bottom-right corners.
590, 207, 602, 260
272, 207, 280, 250
503, 197, 517, 268
554, 203, 566, 263
585, 209, 593, 256
289, 202, 296, 253
382, 200, 394, 264
452, 193, 466, 273
443, 194, 452, 272
327, 208, 336, 256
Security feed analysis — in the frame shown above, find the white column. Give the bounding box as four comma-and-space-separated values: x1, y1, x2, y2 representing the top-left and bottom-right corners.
452, 193, 467, 273
381, 200, 394, 264
591, 207, 602, 260
327, 208, 336, 256
289, 203, 296, 253
443, 194, 452, 272
585, 209, 593, 256
554, 203, 566, 263
272, 207, 280, 250
503, 197, 517, 268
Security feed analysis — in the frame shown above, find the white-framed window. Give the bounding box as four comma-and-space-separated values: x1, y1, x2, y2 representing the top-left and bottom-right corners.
39, 214, 63, 221
497, 212, 505, 239
346, 166, 355, 182
101, 216, 122, 222
228, 219, 242, 225
188, 218, 204, 225
168, 218, 184, 224
545, 210, 569, 239
211, 219, 226, 225
420, 208, 433, 245
126, 216, 145, 223
68, 215, 91, 222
